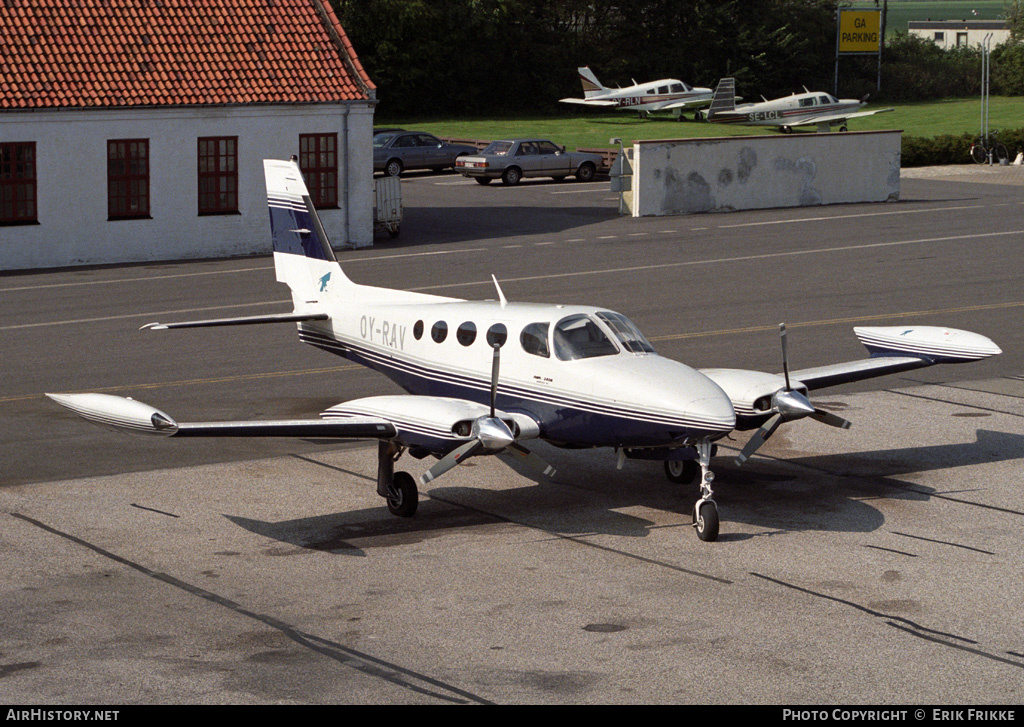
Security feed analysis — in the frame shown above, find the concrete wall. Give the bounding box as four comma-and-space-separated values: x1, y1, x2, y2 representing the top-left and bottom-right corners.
630, 131, 901, 218
0, 102, 375, 270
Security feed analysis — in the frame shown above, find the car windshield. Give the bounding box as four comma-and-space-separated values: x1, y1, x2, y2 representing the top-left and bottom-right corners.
595, 311, 656, 354
552, 314, 619, 361
372, 133, 397, 148
482, 141, 514, 156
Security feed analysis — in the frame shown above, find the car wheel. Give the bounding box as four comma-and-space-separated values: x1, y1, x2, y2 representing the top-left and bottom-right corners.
575, 162, 596, 183
385, 159, 403, 177
501, 166, 522, 186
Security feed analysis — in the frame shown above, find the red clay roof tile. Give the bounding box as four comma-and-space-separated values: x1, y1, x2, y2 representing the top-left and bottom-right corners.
0, 0, 374, 109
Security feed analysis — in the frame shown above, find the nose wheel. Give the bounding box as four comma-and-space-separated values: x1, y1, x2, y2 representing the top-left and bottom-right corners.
692, 439, 719, 542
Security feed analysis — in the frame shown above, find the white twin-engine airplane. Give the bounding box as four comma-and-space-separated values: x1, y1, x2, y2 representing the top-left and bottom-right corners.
559, 66, 714, 120
704, 77, 894, 133
48, 159, 1001, 542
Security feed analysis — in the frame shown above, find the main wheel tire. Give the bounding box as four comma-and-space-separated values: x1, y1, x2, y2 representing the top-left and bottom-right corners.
576, 162, 596, 183
501, 166, 522, 186
970, 143, 987, 164
994, 143, 1010, 164
386, 471, 418, 517
385, 159, 404, 177
664, 459, 698, 485
694, 500, 719, 542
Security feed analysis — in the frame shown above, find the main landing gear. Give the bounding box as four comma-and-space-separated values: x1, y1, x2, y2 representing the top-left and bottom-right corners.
663, 439, 719, 542
377, 440, 418, 517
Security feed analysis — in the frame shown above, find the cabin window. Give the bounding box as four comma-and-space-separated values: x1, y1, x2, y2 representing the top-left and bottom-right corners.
657, 86, 669, 95
197, 136, 238, 215
431, 321, 448, 343
299, 133, 338, 209
595, 311, 655, 354
0, 141, 36, 225
670, 83, 684, 93
553, 314, 618, 361
457, 321, 477, 346
413, 320, 424, 340
107, 139, 150, 220
799, 97, 815, 107
520, 322, 550, 358
486, 323, 508, 348
818, 96, 831, 105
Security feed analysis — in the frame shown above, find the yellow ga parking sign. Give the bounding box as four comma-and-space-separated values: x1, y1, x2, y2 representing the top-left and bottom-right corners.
838, 10, 881, 53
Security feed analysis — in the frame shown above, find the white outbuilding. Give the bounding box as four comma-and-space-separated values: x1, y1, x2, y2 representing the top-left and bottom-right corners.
0, 0, 377, 271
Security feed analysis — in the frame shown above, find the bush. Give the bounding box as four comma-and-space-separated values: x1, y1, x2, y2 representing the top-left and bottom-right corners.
901, 128, 1024, 166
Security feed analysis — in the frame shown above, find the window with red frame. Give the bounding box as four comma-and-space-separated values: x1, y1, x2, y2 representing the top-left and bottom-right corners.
198, 137, 238, 215
298, 133, 338, 208
0, 142, 37, 225
107, 139, 150, 219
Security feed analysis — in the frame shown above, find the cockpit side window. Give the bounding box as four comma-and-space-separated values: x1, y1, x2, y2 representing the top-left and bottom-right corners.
553, 314, 618, 361
520, 322, 550, 358
595, 311, 656, 354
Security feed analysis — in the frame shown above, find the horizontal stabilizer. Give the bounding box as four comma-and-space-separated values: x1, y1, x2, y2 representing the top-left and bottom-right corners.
141, 311, 329, 330
559, 97, 617, 106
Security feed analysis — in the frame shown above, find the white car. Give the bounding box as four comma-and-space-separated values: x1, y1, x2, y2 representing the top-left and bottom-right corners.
455, 139, 603, 186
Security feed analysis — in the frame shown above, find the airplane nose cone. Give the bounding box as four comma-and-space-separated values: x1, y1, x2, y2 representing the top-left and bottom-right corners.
473, 416, 514, 451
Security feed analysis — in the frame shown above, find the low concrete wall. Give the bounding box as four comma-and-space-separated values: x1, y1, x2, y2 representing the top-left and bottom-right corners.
630, 131, 901, 217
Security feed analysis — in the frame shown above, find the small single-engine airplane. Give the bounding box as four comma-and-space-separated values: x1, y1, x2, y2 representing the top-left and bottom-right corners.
559, 66, 714, 120
48, 159, 1001, 542
704, 77, 894, 133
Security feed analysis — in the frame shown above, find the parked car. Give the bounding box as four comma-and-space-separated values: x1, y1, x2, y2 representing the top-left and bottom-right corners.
373, 131, 478, 177
454, 139, 603, 186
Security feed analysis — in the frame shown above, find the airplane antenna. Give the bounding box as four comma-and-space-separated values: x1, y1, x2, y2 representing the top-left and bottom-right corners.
491, 274, 508, 308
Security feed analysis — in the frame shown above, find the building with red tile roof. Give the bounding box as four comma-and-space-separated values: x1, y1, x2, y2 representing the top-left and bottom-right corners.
1, 0, 379, 269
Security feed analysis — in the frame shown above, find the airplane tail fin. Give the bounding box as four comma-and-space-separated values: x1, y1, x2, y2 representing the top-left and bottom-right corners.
578, 66, 606, 98
706, 78, 736, 120
264, 158, 351, 308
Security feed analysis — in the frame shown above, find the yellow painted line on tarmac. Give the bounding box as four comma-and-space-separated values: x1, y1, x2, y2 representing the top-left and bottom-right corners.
648, 301, 1024, 342
1, 364, 364, 404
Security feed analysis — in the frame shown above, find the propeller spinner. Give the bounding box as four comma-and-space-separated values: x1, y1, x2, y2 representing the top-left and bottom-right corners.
735, 324, 851, 466
420, 344, 555, 484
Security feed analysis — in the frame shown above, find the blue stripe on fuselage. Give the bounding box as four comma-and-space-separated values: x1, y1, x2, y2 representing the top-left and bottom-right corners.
299, 326, 722, 448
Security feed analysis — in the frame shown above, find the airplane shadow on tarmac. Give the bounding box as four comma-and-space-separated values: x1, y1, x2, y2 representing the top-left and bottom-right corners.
225, 428, 1024, 552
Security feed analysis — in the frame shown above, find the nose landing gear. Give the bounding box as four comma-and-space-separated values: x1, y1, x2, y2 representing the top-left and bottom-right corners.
692, 439, 719, 542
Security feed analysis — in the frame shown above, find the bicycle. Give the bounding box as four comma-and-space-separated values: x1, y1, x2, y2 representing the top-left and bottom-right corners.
969, 131, 1009, 165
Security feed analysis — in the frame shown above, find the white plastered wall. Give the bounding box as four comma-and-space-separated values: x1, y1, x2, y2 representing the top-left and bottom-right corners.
0, 102, 375, 270
630, 131, 901, 217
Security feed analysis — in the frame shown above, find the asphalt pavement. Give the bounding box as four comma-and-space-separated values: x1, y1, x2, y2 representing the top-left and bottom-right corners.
1, 163, 1023, 704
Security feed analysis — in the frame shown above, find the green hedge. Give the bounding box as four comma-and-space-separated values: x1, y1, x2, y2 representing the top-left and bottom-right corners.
901, 128, 1024, 166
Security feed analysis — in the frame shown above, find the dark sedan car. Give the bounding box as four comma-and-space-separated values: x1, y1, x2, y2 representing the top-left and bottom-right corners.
373, 131, 478, 177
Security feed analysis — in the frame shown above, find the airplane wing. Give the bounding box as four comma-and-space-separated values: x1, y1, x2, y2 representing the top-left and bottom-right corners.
699, 325, 1001, 464
47, 392, 550, 481
558, 97, 618, 106
790, 107, 894, 127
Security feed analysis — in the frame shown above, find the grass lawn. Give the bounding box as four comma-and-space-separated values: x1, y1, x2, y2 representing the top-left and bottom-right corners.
380, 96, 1024, 152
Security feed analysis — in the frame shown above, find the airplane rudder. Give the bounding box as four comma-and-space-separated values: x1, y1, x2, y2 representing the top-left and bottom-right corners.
263, 158, 339, 264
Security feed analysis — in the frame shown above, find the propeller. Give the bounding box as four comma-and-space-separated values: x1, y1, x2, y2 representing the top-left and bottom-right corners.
420, 344, 555, 484
735, 324, 851, 466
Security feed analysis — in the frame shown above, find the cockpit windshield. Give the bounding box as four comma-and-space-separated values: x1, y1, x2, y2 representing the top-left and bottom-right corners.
596, 311, 656, 354
553, 314, 619, 361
